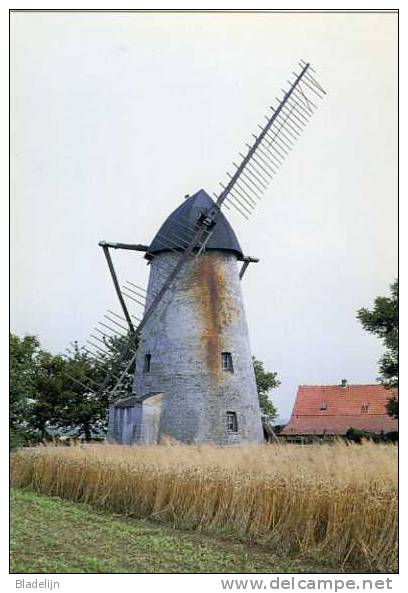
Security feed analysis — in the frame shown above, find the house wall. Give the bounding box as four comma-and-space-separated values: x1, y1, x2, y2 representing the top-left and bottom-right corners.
108, 401, 142, 444
139, 393, 164, 444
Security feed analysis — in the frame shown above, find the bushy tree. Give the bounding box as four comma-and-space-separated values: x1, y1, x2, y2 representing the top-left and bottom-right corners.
357, 279, 398, 417
386, 396, 398, 420
50, 335, 136, 441
252, 356, 280, 424
56, 345, 107, 440
10, 331, 137, 444
98, 332, 136, 395
29, 350, 67, 439
10, 334, 41, 429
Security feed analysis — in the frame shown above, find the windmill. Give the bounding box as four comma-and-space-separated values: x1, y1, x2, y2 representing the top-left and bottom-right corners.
71, 60, 326, 444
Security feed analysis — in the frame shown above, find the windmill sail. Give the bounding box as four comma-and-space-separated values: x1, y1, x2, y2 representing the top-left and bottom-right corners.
69, 60, 326, 400
216, 61, 326, 217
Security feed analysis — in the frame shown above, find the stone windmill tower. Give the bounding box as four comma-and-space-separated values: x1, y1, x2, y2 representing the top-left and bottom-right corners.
131, 189, 263, 444
80, 61, 326, 445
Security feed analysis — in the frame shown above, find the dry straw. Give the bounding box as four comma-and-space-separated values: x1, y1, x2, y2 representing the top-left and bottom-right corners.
11, 441, 397, 572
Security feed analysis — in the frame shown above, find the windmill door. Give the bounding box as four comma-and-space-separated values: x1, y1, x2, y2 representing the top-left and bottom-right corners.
140, 393, 164, 444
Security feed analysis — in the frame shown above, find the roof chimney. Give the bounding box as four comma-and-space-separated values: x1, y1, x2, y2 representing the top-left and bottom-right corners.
341, 379, 347, 387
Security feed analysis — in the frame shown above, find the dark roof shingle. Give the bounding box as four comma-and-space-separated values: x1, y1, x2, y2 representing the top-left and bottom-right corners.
148, 189, 244, 260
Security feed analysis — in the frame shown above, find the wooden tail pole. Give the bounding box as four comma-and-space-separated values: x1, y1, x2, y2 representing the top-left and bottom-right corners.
99, 242, 136, 337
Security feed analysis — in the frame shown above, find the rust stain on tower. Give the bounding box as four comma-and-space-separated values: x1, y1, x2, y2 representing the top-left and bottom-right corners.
190, 254, 237, 379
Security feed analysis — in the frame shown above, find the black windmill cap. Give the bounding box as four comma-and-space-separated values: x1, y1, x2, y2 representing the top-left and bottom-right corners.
148, 189, 244, 260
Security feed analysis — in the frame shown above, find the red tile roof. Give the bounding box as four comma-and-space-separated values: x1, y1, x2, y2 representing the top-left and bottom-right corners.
281, 384, 398, 436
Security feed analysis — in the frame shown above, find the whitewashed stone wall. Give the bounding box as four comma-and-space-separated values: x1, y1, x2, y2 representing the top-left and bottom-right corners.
132, 250, 263, 445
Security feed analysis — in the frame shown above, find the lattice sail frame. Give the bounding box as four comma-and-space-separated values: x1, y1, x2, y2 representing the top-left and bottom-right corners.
67, 60, 326, 400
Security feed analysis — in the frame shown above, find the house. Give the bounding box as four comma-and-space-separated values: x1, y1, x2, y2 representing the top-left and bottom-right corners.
281, 381, 398, 437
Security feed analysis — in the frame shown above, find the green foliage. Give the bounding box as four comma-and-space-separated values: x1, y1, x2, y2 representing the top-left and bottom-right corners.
252, 357, 280, 424
10, 334, 41, 428
386, 396, 398, 420
346, 428, 398, 444
10, 331, 136, 444
46, 334, 136, 441
345, 428, 376, 443
97, 332, 136, 395
10, 427, 42, 450
30, 350, 67, 438
357, 279, 398, 396
49, 344, 107, 441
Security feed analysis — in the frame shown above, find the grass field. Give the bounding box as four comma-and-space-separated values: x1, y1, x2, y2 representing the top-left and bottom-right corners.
11, 442, 398, 573
11, 488, 336, 574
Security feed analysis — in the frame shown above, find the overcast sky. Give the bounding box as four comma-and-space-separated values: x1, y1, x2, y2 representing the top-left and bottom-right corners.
10, 11, 397, 419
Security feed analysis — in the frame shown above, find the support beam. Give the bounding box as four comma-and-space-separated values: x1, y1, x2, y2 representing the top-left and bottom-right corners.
100, 244, 136, 337
98, 241, 149, 252
239, 256, 260, 280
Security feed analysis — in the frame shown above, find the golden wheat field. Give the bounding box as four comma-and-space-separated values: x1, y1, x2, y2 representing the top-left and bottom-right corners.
11, 441, 397, 572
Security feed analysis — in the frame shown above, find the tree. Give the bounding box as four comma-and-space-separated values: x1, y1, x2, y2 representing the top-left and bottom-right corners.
10, 333, 71, 444
30, 350, 67, 439
10, 328, 137, 444
99, 332, 136, 396
386, 397, 398, 420
54, 343, 111, 441
55, 334, 136, 441
10, 334, 41, 429
10, 330, 137, 445
357, 279, 398, 417
252, 356, 280, 424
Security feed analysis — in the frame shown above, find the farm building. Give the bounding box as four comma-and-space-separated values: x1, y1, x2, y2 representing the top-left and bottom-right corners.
281, 381, 398, 437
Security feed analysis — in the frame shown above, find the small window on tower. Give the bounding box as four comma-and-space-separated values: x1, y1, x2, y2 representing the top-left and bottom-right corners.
361, 403, 369, 414
320, 402, 328, 410
227, 411, 238, 433
143, 353, 151, 373
221, 352, 234, 373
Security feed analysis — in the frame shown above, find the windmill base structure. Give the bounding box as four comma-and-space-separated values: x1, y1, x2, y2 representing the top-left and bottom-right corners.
108, 190, 264, 445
